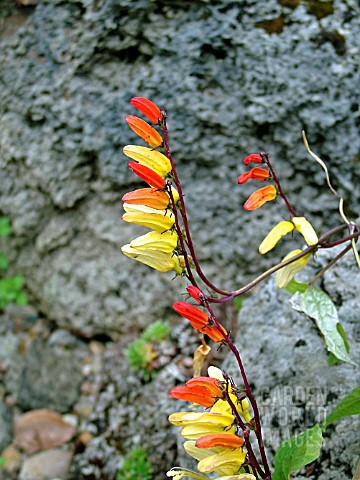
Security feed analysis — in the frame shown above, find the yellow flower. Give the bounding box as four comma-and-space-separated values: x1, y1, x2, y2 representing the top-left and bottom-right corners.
129, 230, 178, 253
198, 448, 247, 475
168, 411, 234, 428
123, 145, 172, 178
121, 245, 183, 273
291, 217, 318, 245
122, 205, 175, 233
180, 424, 236, 441
259, 221, 294, 254
276, 249, 311, 288
184, 441, 246, 477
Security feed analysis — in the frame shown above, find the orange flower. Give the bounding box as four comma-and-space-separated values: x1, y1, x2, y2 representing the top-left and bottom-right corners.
126, 115, 163, 148
122, 188, 171, 210
195, 433, 245, 449
170, 377, 223, 408
130, 97, 162, 124
244, 185, 277, 211
237, 167, 269, 184
243, 153, 263, 166
128, 162, 166, 189
173, 302, 227, 343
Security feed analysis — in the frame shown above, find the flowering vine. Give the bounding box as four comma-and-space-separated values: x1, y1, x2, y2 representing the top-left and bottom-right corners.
120, 97, 359, 480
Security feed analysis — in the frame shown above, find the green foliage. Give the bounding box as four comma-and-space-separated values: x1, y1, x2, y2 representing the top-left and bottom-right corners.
0, 216, 27, 310
143, 320, 171, 342
285, 279, 307, 294
273, 424, 323, 480
0, 456, 5, 467
289, 286, 355, 365
322, 386, 360, 430
126, 320, 171, 381
0, 216, 12, 237
116, 446, 152, 480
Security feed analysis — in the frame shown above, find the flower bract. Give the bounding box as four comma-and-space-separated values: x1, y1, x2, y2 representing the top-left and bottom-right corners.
243, 185, 277, 211
122, 188, 172, 210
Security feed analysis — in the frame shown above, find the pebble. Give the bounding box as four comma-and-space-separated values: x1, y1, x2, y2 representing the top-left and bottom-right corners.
18, 448, 73, 480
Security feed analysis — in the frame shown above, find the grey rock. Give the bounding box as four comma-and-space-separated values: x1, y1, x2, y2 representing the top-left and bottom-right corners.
6, 332, 88, 413
0, 0, 359, 337
0, 401, 12, 452
224, 248, 360, 478
18, 448, 73, 480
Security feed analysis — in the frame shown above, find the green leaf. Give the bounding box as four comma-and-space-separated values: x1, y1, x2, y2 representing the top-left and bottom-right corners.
289, 286, 355, 365
0, 217, 12, 237
323, 386, 360, 430
273, 424, 323, 480
285, 279, 308, 294
0, 252, 9, 271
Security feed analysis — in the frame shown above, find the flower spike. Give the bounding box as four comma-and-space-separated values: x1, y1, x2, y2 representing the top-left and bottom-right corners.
244, 185, 277, 211
130, 97, 162, 124
126, 115, 163, 148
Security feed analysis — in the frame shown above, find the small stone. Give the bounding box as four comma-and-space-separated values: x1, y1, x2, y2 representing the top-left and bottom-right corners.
19, 448, 73, 480
1, 444, 21, 473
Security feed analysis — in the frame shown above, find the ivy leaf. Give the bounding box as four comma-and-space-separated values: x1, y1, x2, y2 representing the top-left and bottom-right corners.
273, 424, 323, 480
289, 286, 355, 365
323, 386, 360, 430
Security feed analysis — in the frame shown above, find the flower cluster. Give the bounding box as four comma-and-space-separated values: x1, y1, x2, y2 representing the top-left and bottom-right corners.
121, 98, 184, 275
238, 154, 276, 211
238, 152, 319, 288
167, 367, 255, 480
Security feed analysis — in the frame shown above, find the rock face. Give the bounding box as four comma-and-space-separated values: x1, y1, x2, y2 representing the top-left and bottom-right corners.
0, 0, 359, 337
224, 247, 360, 479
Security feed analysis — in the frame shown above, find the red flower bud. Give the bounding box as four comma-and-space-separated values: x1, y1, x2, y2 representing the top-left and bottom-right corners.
186, 286, 204, 304
130, 97, 162, 124
128, 162, 166, 189
173, 302, 227, 343
243, 154, 263, 166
